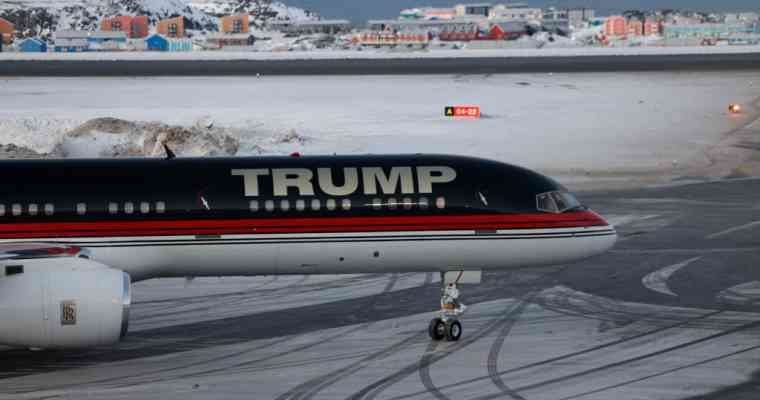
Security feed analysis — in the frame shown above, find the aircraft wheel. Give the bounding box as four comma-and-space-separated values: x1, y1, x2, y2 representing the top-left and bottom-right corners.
445, 320, 462, 342
428, 318, 446, 341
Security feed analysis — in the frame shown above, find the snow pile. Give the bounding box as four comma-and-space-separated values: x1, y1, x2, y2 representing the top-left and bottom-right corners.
188, 0, 316, 27
51, 117, 239, 158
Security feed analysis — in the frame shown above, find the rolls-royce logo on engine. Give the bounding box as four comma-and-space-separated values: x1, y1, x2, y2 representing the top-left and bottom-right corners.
61, 300, 77, 326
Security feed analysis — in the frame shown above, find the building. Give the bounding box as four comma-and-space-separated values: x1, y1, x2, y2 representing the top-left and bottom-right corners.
489, 6, 541, 21
663, 22, 760, 40
145, 34, 192, 51
460, 3, 492, 17
206, 33, 255, 49
356, 30, 429, 47
268, 19, 352, 35
724, 12, 759, 24
220, 14, 249, 34
489, 20, 529, 39
101, 16, 149, 39
54, 30, 90, 52
567, 8, 595, 29
627, 19, 643, 36
369, 18, 480, 36
157, 16, 186, 38
17, 37, 47, 52
643, 18, 662, 36
0, 17, 14, 45
604, 16, 627, 36
88, 31, 128, 51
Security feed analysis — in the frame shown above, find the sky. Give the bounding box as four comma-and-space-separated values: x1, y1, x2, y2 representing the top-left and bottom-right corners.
282, 0, 760, 23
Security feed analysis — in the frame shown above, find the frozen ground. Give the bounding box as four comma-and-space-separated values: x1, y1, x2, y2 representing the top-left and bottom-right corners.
0, 71, 759, 189
3, 45, 760, 61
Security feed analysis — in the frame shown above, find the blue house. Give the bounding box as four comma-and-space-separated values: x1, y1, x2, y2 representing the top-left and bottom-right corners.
17, 38, 47, 52
146, 33, 168, 51
146, 33, 192, 51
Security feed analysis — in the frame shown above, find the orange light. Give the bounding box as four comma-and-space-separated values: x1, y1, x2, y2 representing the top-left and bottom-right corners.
729, 104, 742, 114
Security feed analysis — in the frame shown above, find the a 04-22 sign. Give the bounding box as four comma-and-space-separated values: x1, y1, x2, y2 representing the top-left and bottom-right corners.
445, 106, 481, 118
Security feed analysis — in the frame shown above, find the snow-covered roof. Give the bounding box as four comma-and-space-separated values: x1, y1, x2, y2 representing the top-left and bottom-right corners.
56, 30, 89, 39
90, 31, 128, 40
206, 33, 253, 40
270, 19, 351, 27
54, 39, 88, 47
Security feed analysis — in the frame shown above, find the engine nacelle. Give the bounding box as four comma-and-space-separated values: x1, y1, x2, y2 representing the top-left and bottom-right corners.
0, 257, 130, 349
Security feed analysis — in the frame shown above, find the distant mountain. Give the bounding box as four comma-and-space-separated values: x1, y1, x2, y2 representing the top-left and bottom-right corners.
0, 0, 314, 40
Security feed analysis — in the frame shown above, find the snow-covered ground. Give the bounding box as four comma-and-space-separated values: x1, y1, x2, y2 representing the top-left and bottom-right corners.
4, 45, 760, 61
0, 71, 758, 189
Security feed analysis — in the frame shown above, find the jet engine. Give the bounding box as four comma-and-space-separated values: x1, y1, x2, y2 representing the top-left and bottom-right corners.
0, 257, 130, 349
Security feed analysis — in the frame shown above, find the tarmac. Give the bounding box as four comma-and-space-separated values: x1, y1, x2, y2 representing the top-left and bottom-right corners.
2, 177, 760, 399
3, 52, 760, 76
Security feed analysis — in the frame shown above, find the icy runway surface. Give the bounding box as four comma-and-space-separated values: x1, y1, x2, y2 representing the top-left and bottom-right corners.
4, 178, 760, 399
1, 71, 759, 187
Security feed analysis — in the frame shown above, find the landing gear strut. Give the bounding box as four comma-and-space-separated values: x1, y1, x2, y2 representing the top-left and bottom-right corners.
429, 272, 466, 341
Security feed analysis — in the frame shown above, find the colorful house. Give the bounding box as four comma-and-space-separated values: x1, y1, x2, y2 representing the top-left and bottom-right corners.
157, 16, 186, 38
145, 34, 192, 51
17, 38, 47, 52
0, 17, 14, 45
604, 16, 626, 36
101, 16, 149, 39
220, 14, 249, 34
88, 31, 128, 51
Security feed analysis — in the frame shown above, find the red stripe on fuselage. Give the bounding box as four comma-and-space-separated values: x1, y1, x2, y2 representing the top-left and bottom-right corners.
0, 211, 609, 239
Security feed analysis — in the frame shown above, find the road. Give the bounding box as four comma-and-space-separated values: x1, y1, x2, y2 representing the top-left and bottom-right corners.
2, 52, 760, 76
1, 177, 760, 399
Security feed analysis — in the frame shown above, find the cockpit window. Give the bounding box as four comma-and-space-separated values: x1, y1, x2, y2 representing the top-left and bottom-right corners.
536, 191, 583, 213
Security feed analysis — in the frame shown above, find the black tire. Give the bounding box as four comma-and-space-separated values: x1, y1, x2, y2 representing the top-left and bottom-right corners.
428, 318, 445, 341
445, 320, 462, 342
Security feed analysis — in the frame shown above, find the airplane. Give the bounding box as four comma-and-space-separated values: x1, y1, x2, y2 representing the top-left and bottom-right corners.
0, 153, 616, 349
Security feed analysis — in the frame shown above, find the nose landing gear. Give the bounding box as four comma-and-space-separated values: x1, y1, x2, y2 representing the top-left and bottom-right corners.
429, 273, 466, 342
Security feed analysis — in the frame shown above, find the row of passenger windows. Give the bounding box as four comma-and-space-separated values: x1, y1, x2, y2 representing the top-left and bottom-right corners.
248, 197, 446, 212
0, 202, 166, 217
0, 197, 447, 217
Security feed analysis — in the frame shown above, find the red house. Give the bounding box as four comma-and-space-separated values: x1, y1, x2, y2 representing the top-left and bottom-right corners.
101, 16, 149, 39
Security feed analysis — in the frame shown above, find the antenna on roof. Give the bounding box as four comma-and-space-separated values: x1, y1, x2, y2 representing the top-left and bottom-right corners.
163, 144, 176, 160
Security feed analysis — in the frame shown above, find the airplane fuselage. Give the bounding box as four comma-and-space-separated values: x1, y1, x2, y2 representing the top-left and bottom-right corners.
0, 154, 616, 281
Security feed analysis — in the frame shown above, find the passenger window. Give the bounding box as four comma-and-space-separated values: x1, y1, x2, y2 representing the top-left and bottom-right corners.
295, 199, 305, 212
265, 200, 275, 212
402, 197, 413, 210
156, 201, 166, 214
341, 198, 351, 211
280, 199, 290, 212
108, 202, 118, 214
311, 199, 321, 211
326, 199, 336, 211
436, 197, 446, 209
76, 203, 87, 215
387, 198, 398, 210
140, 202, 150, 214
11, 204, 21, 216
44, 203, 54, 216
372, 198, 382, 210
0, 204, 5, 216
28, 204, 38, 216
249, 200, 259, 212
419, 197, 429, 210
124, 202, 134, 214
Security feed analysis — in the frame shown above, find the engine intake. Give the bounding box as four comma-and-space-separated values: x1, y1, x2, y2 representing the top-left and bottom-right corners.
0, 258, 131, 349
